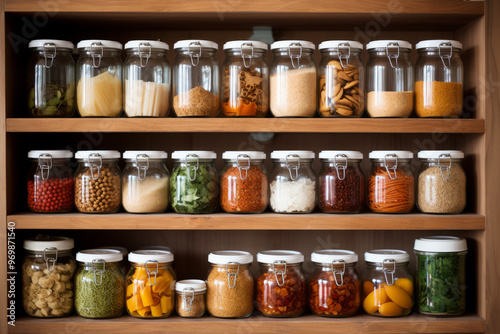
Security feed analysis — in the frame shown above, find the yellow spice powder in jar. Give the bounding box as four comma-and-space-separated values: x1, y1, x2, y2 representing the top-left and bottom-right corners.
415, 81, 463, 118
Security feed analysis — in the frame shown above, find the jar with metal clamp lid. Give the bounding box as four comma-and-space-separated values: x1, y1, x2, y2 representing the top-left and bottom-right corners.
176, 279, 207, 318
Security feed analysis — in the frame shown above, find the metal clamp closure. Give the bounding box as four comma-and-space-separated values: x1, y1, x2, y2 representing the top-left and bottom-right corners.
386, 42, 400, 69
188, 42, 202, 67
236, 154, 251, 180
43, 42, 56, 69
145, 260, 159, 286
272, 260, 287, 286
334, 154, 348, 181
182, 287, 195, 311
88, 153, 103, 181
438, 153, 452, 181
383, 154, 398, 180
438, 42, 453, 69
332, 260, 346, 287
136, 154, 150, 181
288, 42, 302, 69
241, 43, 254, 68
286, 154, 300, 181
43, 247, 58, 273
38, 154, 53, 180
383, 259, 396, 286
139, 43, 152, 68
226, 262, 240, 289
92, 259, 106, 286
185, 154, 199, 181
337, 43, 351, 69
90, 42, 104, 68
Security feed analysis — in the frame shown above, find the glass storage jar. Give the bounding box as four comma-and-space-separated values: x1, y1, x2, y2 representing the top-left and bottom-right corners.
176, 279, 207, 318
318, 150, 364, 213
256, 250, 306, 317
172, 40, 219, 117
28, 39, 75, 117
366, 40, 414, 117
269, 150, 316, 213
27, 150, 74, 213
368, 150, 415, 213
75, 249, 125, 319
363, 250, 414, 317
74, 150, 121, 213
220, 151, 268, 213
414, 236, 467, 316
122, 151, 169, 213
206, 251, 254, 318
76, 40, 123, 117
318, 40, 364, 117
415, 40, 463, 118
126, 250, 176, 319
123, 40, 171, 117
222, 40, 269, 117
270, 40, 317, 117
22, 236, 76, 318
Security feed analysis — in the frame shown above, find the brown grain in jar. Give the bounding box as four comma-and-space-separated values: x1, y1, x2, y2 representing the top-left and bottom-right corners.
175, 279, 207, 318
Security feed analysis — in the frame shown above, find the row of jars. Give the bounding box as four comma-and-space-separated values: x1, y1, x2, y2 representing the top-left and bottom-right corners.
28, 38, 463, 118
23, 235, 467, 319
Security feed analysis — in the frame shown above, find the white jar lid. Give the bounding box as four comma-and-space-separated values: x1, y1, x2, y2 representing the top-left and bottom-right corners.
366, 40, 412, 50
319, 40, 363, 51
369, 150, 413, 159
76, 249, 123, 263
75, 150, 121, 160
24, 236, 74, 251
364, 249, 410, 263
77, 40, 123, 50
416, 39, 462, 50
311, 250, 358, 264
222, 151, 266, 160
270, 150, 315, 159
95, 246, 128, 258
176, 279, 207, 293
128, 250, 174, 263
123, 150, 168, 160
29, 39, 74, 50
223, 40, 268, 51
171, 150, 216, 160
208, 250, 253, 264
319, 150, 363, 160
174, 39, 218, 50
125, 40, 169, 51
414, 236, 467, 252
257, 250, 304, 264
271, 40, 315, 51
417, 150, 464, 159
28, 150, 73, 159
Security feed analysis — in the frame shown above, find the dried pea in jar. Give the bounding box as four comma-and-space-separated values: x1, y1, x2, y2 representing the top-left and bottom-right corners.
176, 279, 207, 318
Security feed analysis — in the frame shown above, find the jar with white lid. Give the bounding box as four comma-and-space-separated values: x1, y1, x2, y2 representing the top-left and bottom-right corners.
270, 40, 317, 117
95, 246, 129, 274
172, 40, 219, 117
363, 250, 413, 317
123, 40, 171, 117
318, 40, 364, 117
176, 279, 207, 318
366, 40, 414, 117
269, 150, 316, 213
76, 40, 123, 117
28, 39, 75, 117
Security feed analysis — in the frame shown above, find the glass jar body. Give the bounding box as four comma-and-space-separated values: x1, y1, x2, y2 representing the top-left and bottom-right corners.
176, 290, 206, 318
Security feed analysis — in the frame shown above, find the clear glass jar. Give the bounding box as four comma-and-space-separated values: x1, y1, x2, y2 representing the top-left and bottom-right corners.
309, 250, 361, 317
366, 40, 414, 117
270, 40, 317, 117
368, 151, 415, 213
417, 150, 466, 214
269, 150, 316, 213
363, 250, 414, 317
27, 150, 74, 213
256, 250, 306, 317
176, 280, 206, 318
414, 236, 467, 316
122, 151, 169, 213
22, 236, 76, 318
415, 40, 463, 118
206, 251, 254, 318
172, 40, 219, 117
318, 151, 364, 213
318, 41, 364, 117
170, 151, 218, 213
123, 40, 171, 117
74, 150, 121, 213
76, 40, 123, 117
74, 250, 125, 319
28, 40, 75, 117
125, 250, 176, 319
220, 151, 268, 213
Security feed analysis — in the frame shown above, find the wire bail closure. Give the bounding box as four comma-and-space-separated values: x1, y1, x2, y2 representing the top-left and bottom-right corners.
182, 287, 195, 311
383, 259, 396, 286
236, 154, 251, 180
88, 153, 103, 181
43, 247, 58, 273
386, 42, 400, 69
38, 154, 53, 181
226, 262, 240, 289
332, 259, 346, 287
272, 260, 287, 286
139, 42, 152, 68
136, 154, 150, 181
288, 42, 302, 69
145, 260, 159, 286
383, 154, 399, 180
90, 42, 104, 68
337, 42, 351, 69
241, 43, 254, 68
185, 154, 199, 181
334, 154, 348, 181
438, 42, 453, 69
438, 153, 452, 181
286, 154, 300, 181
188, 42, 202, 67
43, 42, 56, 69
92, 259, 106, 286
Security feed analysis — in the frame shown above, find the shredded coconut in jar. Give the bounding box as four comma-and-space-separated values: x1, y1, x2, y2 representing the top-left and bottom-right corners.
270, 178, 316, 213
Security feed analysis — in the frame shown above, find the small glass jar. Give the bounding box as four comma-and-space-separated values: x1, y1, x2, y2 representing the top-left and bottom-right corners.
368, 151, 415, 213
170, 151, 218, 213
256, 250, 306, 317
318, 151, 364, 213
363, 250, 414, 317
123, 40, 171, 117
415, 40, 463, 118
220, 151, 268, 213
269, 150, 316, 213
126, 250, 176, 319
414, 236, 467, 316
366, 40, 414, 117
309, 250, 361, 317
206, 251, 254, 318
27, 150, 74, 213
222, 40, 269, 117
270, 40, 317, 117
172, 40, 219, 117
22, 236, 76, 318
176, 280, 207, 318
318, 40, 364, 117
74, 249, 125, 319
74, 150, 121, 213
76, 40, 123, 117
122, 151, 170, 213
28, 40, 75, 117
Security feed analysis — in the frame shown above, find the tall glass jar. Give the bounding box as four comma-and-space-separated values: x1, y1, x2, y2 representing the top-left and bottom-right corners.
269, 150, 316, 213
270, 40, 317, 117
368, 151, 415, 213
28, 40, 75, 117
176, 279, 207, 318
22, 236, 76, 318
123, 40, 171, 117
318, 40, 364, 117
415, 40, 463, 118
122, 151, 169, 213
27, 150, 74, 213
74, 150, 121, 213
172, 40, 219, 117
366, 40, 413, 117
76, 40, 123, 117
222, 40, 269, 117
363, 250, 413, 317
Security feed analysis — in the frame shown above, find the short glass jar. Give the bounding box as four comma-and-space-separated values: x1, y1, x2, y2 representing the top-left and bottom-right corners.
176, 279, 207, 318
